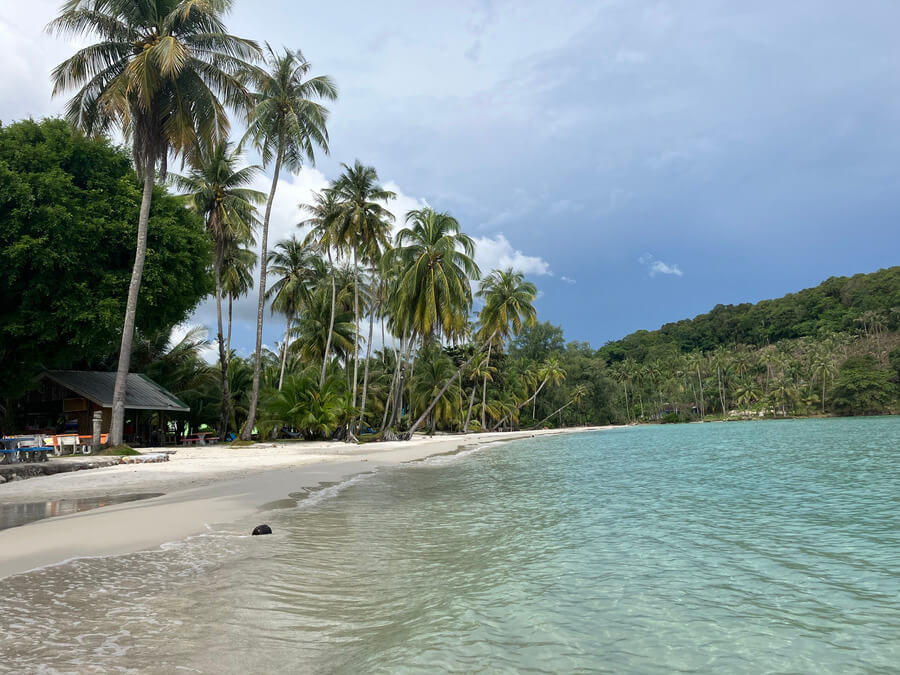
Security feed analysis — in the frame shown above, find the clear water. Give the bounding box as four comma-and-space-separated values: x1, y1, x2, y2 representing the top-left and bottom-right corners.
0, 417, 898, 673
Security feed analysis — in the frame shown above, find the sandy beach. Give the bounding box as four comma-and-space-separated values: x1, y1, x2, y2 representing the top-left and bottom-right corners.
0, 427, 612, 580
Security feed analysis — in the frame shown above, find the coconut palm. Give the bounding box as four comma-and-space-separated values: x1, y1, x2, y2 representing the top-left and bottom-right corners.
240, 45, 337, 440
410, 344, 461, 434
493, 353, 565, 430
385, 208, 480, 343
330, 161, 395, 409
222, 241, 257, 356
175, 141, 263, 437
463, 351, 494, 432
535, 384, 587, 429
301, 189, 343, 385
49, 0, 260, 445
383, 208, 481, 436
266, 236, 322, 390
476, 268, 538, 430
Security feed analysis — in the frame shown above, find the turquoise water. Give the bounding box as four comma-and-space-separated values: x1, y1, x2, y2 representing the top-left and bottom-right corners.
1, 417, 898, 673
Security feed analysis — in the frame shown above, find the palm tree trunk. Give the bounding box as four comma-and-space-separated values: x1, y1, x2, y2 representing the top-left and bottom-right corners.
717, 365, 726, 415
277, 314, 292, 391
358, 302, 377, 430
405, 330, 497, 439
622, 381, 629, 422
242, 144, 283, 440
463, 381, 477, 433
109, 161, 155, 446
380, 335, 402, 434
215, 247, 231, 440
351, 248, 360, 408
481, 340, 492, 429
534, 398, 576, 429
320, 248, 336, 387
696, 364, 705, 418
226, 293, 233, 357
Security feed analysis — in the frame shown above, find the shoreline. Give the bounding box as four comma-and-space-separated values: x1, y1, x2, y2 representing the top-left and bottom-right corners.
0, 426, 618, 580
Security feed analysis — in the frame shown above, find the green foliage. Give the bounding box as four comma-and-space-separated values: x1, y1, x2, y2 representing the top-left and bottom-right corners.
510, 321, 565, 362
599, 267, 900, 362
258, 372, 357, 440
0, 119, 212, 399
830, 355, 895, 415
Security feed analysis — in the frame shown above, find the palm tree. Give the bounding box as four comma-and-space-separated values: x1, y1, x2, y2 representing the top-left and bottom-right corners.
266, 236, 321, 390
383, 208, 481, 436
240, 46, 337, 440
494, 353, 565, 430
410, 345, 461, 434
301, 189, 343, 386
462, 351, 494, 432
475, 268, 537, 430
49, 0, 260, 445
535, 384, 587, 429
175, 141, 263, 437
358, 255, 398, 430
330, 161, 395, 409
385, 208, 480, 343
685, 352, 705, 418
222, 241, 257, 356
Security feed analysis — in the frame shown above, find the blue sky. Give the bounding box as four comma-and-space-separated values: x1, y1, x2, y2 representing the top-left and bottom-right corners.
3, 1, 899, 356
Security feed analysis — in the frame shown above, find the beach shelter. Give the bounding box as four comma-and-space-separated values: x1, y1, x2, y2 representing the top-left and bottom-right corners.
14, 371, 189, 444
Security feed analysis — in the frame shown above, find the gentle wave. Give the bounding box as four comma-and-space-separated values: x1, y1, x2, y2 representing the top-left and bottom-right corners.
1, 418, 899, 673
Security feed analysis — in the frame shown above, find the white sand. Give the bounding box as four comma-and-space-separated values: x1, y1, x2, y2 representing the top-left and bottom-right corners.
0, 427, 615, 579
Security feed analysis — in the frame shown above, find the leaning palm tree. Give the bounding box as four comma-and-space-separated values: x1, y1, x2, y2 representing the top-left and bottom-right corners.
476, 268, 538, 430
240, 46, 337, 440
330, 161, 396, 409
49, 0, 260, 445
266, 236, 322, 390
175, 141, 263, 437
534, 384, 588, 429
493, 353, 565, 430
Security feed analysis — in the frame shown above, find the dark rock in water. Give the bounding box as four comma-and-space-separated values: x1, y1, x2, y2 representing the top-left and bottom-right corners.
252, 524, 272, 536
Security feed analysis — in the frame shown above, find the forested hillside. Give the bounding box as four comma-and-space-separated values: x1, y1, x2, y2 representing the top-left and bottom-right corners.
599, 267, 900, 364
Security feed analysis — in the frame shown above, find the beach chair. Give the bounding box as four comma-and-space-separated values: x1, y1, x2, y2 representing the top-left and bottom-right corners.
54, 434, 82, 456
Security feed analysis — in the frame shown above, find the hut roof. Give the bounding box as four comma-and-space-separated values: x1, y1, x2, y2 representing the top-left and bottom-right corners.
42, 371, 190, 413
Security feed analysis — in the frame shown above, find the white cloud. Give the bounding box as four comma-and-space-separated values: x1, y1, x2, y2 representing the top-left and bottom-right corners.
472, 233, 552, 277
638, 253, 683, 277
560, 275, 576, 284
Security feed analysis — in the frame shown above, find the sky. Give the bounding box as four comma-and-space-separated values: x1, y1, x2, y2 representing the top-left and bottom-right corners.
3, 0, 900, 358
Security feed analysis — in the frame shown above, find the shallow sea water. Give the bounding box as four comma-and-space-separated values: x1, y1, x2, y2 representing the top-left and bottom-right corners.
1, 417, 898, 673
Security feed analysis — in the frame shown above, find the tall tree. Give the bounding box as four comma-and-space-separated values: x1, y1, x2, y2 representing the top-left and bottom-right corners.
222, 241, 257, 357
301, 189, 343, 385
176, 141, 262, 437
49, 0, 259, 445
382, 208, 480, 436
240, 46, 337, 439
474, 268, 538, 431
266, 236, 320, 390
330, 161, 395, 410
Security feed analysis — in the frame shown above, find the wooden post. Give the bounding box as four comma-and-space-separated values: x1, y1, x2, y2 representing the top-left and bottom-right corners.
92, 411, 102, 452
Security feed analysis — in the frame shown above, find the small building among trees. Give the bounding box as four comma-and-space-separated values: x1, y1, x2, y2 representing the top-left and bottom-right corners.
10, 371, 189, 446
